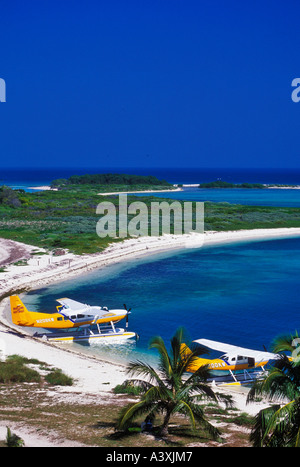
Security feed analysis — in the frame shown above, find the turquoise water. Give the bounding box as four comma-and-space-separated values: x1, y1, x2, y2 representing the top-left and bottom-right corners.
2, 167, 300, 206
26, 236, 300, 365
3, 168, 300, 364
137, 187, 300, 207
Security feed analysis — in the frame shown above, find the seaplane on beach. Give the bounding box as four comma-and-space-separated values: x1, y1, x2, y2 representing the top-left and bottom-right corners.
182, 338, 280, 386
10, 295, 137, 343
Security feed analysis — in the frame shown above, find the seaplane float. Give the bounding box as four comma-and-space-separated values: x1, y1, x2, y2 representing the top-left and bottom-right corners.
182, 338, 281, 386
10, 295, 137, 343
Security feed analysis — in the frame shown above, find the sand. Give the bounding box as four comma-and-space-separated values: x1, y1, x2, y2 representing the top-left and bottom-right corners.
2, 228, 300, 298
28, 186, 182, 194
98, 187, 183, 195
1, 228, 300, 446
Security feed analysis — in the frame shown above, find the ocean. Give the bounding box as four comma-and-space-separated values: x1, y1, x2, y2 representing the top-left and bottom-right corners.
2, 167, 300, 365
24, 236, 300, 366
2, 166, 300, 187
2, 166, 300, 206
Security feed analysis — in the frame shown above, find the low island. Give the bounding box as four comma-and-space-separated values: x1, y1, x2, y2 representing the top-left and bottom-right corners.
0, 173, 300, 255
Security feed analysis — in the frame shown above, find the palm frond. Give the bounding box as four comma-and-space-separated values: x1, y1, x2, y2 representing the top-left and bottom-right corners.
142, 383, 173, 404
182, 400, 221, 440
121, 378, 154, 393
149, 336, 173, 378
295, 426, 300, 447
271, 331, 299, 354
176, 399, 196, 430
117, 327, 226, 439
248, 364, 299, 405
262, 400, 295, 442
250, 405, 281, 447
127, 360, 164, 386
116, 400, 152, 430
170, 327, 187, 368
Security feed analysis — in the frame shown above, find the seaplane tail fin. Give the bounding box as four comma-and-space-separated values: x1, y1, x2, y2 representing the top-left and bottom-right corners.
10, 295, 34, 326
180, 343, 211, 373
180, 343, 199, 372
180, 343, 192, 358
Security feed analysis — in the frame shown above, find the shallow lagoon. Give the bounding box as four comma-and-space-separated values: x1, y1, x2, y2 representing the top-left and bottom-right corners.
26, 236, 300, 365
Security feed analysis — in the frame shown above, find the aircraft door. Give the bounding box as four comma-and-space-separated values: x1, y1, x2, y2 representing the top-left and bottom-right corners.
247, 357, 255, 368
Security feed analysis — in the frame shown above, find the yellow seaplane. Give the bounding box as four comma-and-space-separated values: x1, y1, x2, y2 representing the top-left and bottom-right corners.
10, 295, 137, 343
182, 338, 280, 386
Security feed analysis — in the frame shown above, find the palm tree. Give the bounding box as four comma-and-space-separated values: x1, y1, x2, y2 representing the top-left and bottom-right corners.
247, 332, 300, 447
116, 327, 233, 438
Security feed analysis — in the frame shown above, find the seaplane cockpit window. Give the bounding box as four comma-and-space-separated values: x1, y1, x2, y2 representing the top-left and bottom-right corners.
237, 356, 245, 361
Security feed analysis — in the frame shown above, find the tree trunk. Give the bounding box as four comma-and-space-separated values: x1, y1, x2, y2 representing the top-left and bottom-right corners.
160, 410, 172, 437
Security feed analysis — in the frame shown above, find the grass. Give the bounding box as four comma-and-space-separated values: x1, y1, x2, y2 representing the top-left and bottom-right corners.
113, 382, 145, 396
0, 355, 41, 384
0, 379, 254, 447
0, 354, 254, 447
0, 354, 254, 446
44, 368, 73, 386
1, 185, 300, 255
0, 355, 73, 386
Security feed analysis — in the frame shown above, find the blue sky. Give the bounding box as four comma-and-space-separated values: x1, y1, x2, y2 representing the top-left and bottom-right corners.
0, 0, 300, 169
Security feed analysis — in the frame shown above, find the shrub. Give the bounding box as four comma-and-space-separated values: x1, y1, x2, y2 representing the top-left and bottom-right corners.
45, 369, 73, 386
0, 359, 41, 384
6, 427, 25, 447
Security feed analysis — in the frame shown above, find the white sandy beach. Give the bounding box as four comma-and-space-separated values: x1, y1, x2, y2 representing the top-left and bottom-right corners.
1, 228, 300, 446
2, 228, 300, 297
28, 186, 58, 191
28, 185, 182, 195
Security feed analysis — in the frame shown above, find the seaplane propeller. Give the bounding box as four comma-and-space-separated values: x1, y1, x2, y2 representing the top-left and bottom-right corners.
123, 304, 132, 328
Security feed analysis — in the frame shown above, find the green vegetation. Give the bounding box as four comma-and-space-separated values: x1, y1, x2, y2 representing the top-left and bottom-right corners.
0, 355, 41, 384
113, 383, 145, 396
247, 331, 300, 447
51, 173, 172, 190
0, 186, 23, 207
5, 427, 25, 447
0, 380, 253, 446
199, 180, 265, 189
1, 183, 300, 254
116, 328, 233, 438
44, 368, 74, 386
7, 331, 300, 447
0, 354, 73, 386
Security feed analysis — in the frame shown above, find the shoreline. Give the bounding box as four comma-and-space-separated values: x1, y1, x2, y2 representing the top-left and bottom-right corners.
28, 185, 183, 194
2, 226, 300, 301
0, 227, 299, 445
28, 184, 300, 192
2, 227, 300, 298
98, 187, 183, 195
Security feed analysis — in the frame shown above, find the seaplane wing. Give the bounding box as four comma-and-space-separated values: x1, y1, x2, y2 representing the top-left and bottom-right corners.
56, 298, 88, 312
194, 338, 278, 362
